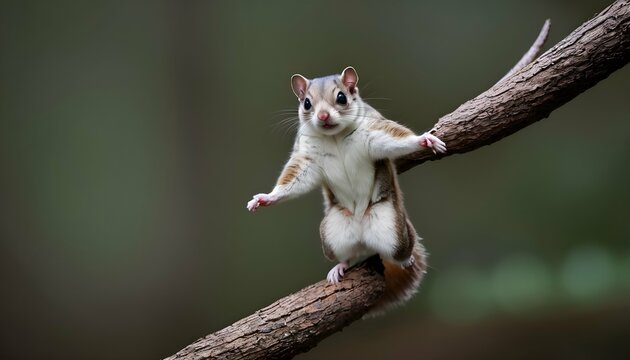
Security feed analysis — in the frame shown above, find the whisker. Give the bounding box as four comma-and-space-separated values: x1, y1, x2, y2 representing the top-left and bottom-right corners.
341, 113, 387, 121
271, 108, 299, 115
362, 97, 392, 101
361, 79, 375, 93
271, 117, 300, 128
270, 117, 301, 138
272, 111, 299, 116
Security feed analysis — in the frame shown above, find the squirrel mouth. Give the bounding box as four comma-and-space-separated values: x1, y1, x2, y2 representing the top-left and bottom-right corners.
321, 123, 338, 130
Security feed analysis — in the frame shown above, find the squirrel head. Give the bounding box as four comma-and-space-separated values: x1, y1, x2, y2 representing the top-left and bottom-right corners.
291, 67, 361, 136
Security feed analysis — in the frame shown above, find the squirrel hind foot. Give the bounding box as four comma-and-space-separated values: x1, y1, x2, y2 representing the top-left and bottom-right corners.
326, 262, 348, 284
400, 255, 415, 269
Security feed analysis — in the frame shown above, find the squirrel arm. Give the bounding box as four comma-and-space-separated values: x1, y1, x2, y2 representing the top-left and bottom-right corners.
247, 152, 321, 211
367, 120, 446, 160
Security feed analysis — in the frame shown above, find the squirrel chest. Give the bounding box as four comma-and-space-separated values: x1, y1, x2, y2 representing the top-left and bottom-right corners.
312, 129, 378, 216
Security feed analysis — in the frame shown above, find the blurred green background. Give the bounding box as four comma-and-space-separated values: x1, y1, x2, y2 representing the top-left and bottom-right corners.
1, 0, 629, 359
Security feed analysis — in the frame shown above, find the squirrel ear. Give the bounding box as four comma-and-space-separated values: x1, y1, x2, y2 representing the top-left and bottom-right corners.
341, 66, 359, 94
291, 74, 309, 100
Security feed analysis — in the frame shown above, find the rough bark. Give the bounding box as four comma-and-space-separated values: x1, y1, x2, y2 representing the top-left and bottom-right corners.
396, 0, 630, 173
166, 1, 630, 359
165, 258, 385, 360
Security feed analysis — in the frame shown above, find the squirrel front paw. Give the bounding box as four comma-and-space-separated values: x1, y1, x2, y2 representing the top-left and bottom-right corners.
419, 133, 447, 154
246, 193, 275, 212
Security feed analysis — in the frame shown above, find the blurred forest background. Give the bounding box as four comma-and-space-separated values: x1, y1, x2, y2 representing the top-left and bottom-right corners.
1, 0, 629, 359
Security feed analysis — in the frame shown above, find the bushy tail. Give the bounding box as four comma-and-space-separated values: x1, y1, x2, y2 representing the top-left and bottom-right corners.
366, 240, 428, 317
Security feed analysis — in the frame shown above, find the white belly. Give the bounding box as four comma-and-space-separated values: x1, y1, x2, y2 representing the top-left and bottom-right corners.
319, 138, 374, 216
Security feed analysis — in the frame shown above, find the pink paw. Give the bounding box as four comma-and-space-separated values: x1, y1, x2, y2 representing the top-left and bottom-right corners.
419, 133, 447, 154
326, 262, 348, 284
246, 193, 274, 212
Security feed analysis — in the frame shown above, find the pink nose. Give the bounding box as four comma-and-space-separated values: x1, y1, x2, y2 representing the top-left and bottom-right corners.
317, 111, 330, 122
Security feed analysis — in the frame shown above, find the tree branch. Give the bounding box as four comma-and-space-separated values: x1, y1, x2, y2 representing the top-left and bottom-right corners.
166, 1, 630, 359
396, 0, 630, 173
165, 257, 387, 360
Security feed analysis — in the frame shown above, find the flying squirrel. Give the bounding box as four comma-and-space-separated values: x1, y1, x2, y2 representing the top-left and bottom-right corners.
246, 19, 550, 315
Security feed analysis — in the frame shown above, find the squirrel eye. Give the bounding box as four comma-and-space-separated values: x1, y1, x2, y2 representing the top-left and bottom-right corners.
304, 98, 312, 110
336, 91, 347, 105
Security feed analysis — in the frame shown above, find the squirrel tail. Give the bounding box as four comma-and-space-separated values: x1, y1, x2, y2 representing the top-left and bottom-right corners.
496, 19, 551, 84
366, 239, 428, 317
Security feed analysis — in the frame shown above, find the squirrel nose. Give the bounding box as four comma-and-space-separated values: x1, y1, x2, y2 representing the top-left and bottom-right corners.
317, 111, 330, 122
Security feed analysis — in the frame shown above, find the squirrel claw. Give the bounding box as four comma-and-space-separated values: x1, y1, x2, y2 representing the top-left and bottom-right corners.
401, 255, 415, 268
246, 198, 259, 212
246, 193, 275, 212
420, 133, 447, 154
326, 262, 348, 284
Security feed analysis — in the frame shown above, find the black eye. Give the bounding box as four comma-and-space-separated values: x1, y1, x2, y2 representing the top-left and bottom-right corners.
336, 91, 347, 105
303, 98, 312, 110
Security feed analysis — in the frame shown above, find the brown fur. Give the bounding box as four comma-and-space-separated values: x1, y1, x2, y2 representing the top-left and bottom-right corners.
368, 240, 427, 317
373, 160, 414, 263
369, 120, 414, 138
277, 155, 311, 185
368, 160, 424, 316
322, 184, 337, 207
321, 158, 425, 315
